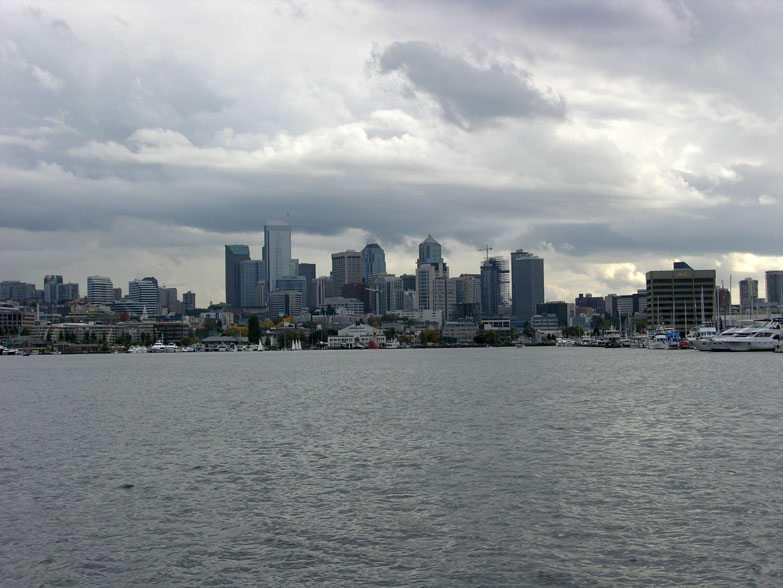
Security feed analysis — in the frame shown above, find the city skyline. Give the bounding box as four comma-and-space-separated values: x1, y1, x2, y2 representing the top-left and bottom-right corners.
2, 1, 782, 304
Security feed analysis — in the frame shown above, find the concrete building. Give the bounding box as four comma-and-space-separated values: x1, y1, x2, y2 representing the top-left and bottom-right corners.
480, 256, 509, 318
87, 276, 114, 305
447, 274, 481, 322
739, 277, 759, 311
416, 235, 449, 323
331, 250, 362, 292
646, 261, 715, 332
313, 276, 332, 308
183, 291, 196, 312
536, 301, 572, 327
368, 273, 404, 316
442, 320, 478, 344
575, 293, 605, 316
361, 244, 386, 284
158, 287, 181, 314
263, 221, 292, 295
511, 250, 544, 322
225, 244, 251, 307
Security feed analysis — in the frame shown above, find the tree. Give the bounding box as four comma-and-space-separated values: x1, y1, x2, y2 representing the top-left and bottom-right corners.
562, 326, 584, 338
419, 329, 439, 346
484, 330, 500, 346
247, 315, 261, 345
522, 322, 535, 339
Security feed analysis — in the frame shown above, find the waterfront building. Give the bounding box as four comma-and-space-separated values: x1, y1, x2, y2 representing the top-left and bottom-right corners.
225, 244, 251, 307
328, 323, 385, 349
766, 271, 783, 307
129, 279, 160, 314
239, 260, 266, 308
645, 261, 715, 332
87, 276, 114, 305
297, 263, 316, 309
442, 320, 478, 344
511, 250, 544, 322
263, 221, 292, 296
739, 277, 759, 311
361, 244, 386, 284
331, 250, 362, 292
536, 301, 572, 327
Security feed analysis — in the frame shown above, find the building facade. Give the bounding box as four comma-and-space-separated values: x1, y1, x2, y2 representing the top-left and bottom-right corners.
361, 244, 386, 284
331, 250, 362, 292
739, 277, 759, 311
225, 244, 251, 307
766, 271, 783, 307
239, 260, 266, 308
645, 262, 716, 332
263, 221, 292, 296
511, 250, 544, 322
87, 276, 114, 304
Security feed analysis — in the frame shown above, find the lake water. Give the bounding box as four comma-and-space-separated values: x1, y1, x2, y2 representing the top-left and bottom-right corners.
2, 348, 783, 587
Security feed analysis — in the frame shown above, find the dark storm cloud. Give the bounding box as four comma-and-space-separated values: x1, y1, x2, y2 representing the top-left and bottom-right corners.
376, 41, 565, 128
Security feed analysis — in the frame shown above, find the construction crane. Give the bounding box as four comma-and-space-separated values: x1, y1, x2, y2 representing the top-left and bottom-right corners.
478, 245, 493, 262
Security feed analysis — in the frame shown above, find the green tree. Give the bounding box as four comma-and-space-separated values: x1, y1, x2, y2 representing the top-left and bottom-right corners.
419, 329, 439, 346
247, 315, 261, 345
484, 330, 501, 346
522, 322, 535, 339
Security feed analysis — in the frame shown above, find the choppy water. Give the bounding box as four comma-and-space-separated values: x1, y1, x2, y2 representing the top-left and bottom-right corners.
2, 348, 783, 587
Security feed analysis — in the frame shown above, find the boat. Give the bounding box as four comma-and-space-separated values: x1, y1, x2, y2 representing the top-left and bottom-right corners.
256, 342, 265, 351
0, 345, 18, 355
603, 328, 621, 348
164, 342, 178, 352
702, 319, 782, 352
148, 340, 167, 353
645, 328, 680, 349
688, 324, 718, 351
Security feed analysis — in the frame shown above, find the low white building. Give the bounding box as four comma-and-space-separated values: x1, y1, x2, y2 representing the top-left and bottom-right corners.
328, 323, 386, 349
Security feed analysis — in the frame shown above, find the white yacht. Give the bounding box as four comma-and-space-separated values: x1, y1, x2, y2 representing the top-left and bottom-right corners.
645, 328, 680, 350
689, 325, 718, 351
148, 340, 167, 353
701, 319, 782, 352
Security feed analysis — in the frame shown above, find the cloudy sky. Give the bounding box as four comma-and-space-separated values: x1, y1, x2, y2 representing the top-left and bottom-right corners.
2, 0, 782, 305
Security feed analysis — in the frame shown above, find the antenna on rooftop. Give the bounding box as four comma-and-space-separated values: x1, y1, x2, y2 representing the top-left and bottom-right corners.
478, 245, 493, 262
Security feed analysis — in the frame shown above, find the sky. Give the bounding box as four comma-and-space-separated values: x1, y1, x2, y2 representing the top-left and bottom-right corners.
2, 0, 782, 305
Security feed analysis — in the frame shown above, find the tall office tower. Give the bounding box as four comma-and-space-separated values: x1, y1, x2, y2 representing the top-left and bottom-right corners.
645, 261, 715, 332
415, 236, 449, 318
263, 221, 292, 296
331, 250, 362, 292
43, 275, 63, 304
480, 256, 509, 317
511, 249, 544, 322
361, 244, 386, 284
113, 287, 122, 301
158, 287, 179, 313
574, 293, 606, 315
400, 274, 416, 291
342, 281, 369, 313
297, 263, 316, 309
129, 278, 160, 314
225, 244, 251, 307
447, 274, 481, 321
313, 276, 332, 308
368, 274, 404, 316
715, 287, 731, 314
239, 260, 266, 307
276, 275, 308, 308
766, 270, 783, 306
87, 276, 114, 304
183, 291, 196, 312
269, 290, 303, 318
739, 277, 759, 310
57, 283, 79, 303
289, 258, 299, 277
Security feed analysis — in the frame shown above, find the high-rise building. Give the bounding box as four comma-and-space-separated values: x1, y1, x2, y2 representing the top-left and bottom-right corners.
575, 293, 605, 315
313, 276, 332, 308
415, 235, 449, 320
447, 274, 481, 321
183, 291, 196, 312
158, 287, 179, 314
331, 250, 362, 292
297, 263, 316, 309
480, 256, 509, 318
269, 290, 302, 318
129, 278, 159, 314
739, 277, 759, 310
263, 221, 292, 296
368, 273, 404, 316
225, 244, 251, 307
511, 250, 544, 322
342, 281, 369, 313
766, 271, 783, 306
276, 275, 308, 306
361, 244, 386, 284
645, 261, 715, 332
239, 260, 266, 308
87, 276, 114, 304
43, 275, 63, 304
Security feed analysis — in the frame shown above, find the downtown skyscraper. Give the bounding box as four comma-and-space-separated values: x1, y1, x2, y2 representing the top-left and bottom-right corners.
263, 221, 292, 297
511, 250, 544, 322
225, 244, 251, 307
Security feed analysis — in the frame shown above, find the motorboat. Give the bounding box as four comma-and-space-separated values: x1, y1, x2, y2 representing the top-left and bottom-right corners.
148, 340, 167, 353
689, 324, 718, 351
603, 328, 622, 348
704, 319, 782, 352
646, 328, 680, 349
